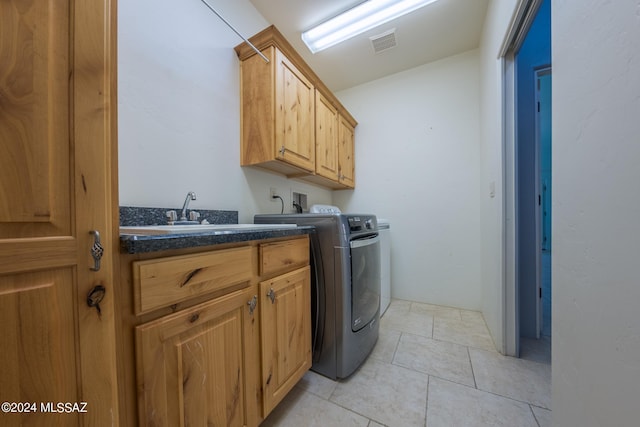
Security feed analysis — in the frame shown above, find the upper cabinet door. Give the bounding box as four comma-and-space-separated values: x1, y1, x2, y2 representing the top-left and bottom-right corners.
274, 50, 315, 173
0, 0, 119, 425
338, 115, 356, 188
315, 91, 339, 181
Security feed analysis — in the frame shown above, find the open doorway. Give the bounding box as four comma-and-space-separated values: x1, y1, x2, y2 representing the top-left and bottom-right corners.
536, 68, 552, 340
501, 0, 551, 362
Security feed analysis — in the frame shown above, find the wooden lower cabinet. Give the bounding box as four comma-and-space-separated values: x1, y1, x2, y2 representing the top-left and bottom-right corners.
260, 267, 312, 416
135, 286, 260, 427
121, 236, 311, 426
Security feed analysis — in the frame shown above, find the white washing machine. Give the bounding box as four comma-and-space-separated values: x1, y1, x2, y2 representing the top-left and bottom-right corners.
378, 219, 391, 316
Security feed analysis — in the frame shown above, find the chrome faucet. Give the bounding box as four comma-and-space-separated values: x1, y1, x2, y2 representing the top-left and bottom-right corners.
165, 191, 201, 225
180, 191, 197, 221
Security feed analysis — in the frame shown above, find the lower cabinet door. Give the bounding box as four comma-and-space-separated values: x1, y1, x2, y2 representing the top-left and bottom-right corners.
136, 287, 259, 427
260, 266, 312, 416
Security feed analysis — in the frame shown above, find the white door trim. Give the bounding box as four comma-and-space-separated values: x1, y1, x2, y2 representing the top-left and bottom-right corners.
500, 0, 543, 357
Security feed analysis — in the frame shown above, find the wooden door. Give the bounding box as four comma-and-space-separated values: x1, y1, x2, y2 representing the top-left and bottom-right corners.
0, 1, 118, 426
260, 267, 311, 416
135, 287, 260, 427
275, 50, 315, 172
315, 91, 339, 181
338, 116, 356, 188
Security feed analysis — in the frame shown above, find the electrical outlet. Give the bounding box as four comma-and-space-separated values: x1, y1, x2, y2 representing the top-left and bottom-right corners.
269, 187, 278, 201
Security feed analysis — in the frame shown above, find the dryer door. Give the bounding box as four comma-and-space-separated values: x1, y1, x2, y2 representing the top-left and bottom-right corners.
350, 234, 381, 331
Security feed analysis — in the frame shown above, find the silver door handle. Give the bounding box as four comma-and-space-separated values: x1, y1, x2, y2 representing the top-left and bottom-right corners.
89, 230, 104, 271
350, 235, 380, 249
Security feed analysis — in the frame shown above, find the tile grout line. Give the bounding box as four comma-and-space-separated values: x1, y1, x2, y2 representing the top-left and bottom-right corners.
432, 375, 551, 411
424, 375, 431, 427
326, 394, 387, 426
468, 346, 478, 389
391, 330, 402, 363
529, 403, 542, 427
431, 314, 435, 338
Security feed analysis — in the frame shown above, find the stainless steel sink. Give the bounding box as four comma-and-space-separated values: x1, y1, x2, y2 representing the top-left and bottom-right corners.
120, 223, 297, 235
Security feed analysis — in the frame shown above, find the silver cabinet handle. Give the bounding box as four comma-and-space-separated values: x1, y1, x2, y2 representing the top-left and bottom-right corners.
267, 288, 276, 304
89, 230, 104, 272
247, 295, 258, 315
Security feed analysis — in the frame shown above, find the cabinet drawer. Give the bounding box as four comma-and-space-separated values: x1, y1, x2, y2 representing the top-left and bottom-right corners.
259, 237, 309, 276
133, 246, 252, 314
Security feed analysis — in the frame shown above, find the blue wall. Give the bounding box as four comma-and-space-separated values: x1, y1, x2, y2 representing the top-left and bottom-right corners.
516, 0, 551, 339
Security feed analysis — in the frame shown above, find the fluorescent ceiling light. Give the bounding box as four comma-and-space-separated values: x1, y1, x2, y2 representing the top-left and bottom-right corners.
302, 0, 440, 54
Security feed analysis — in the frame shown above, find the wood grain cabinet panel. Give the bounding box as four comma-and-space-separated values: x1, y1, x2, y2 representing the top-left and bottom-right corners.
238, 45, 315, 176
235, 26, 357, 189
338, 115, 356, 188
260, 267, 312, 416
133, 246, 253, 314
275, 50, 316, 172
1, 0, 120, 424
315, 91, 340, 181
259, 238, 309, 277
122, 236, 311, 426
135, 287, 260, 427
315, 90, 356, 189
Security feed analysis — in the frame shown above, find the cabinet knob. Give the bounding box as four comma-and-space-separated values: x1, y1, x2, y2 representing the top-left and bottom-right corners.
267, 288, 276, 304
247, 295, 258, 315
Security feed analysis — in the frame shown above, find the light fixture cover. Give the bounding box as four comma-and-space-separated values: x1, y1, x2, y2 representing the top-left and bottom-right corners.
302, 0, 439, 54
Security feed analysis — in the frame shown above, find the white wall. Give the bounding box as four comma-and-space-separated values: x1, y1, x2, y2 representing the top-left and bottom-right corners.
334, 50, 483, 310
552, 1, 640, 425
118, 0, 333, 222
477, 0, 519, 353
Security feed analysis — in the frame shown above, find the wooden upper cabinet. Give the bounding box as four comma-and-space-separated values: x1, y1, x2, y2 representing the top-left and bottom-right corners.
275, 50, 315, 172
338, 114, 356, 188
315, 91, 340, 181
314, 92, 356, 188
0, 0, 119, 425
237, 44, 315, 176
236, 26, 357, 188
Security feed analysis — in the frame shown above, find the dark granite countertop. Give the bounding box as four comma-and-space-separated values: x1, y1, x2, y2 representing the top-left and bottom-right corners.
120, 225, 315, 254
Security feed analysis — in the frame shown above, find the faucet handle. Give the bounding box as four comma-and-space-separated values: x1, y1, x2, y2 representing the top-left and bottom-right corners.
189, 211, 201, 221
166, 210, 178, 222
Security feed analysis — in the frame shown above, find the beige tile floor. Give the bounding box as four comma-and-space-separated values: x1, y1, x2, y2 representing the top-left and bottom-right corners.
263, 299, 551, 427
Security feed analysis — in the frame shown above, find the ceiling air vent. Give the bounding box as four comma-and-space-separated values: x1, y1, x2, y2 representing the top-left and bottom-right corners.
369, 28, 397, 54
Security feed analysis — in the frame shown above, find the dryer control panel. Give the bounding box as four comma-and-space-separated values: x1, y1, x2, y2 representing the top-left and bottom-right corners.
347, 215, 377, 233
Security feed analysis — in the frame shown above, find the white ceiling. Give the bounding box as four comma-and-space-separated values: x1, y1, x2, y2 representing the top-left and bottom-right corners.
249, 0, 490, 92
